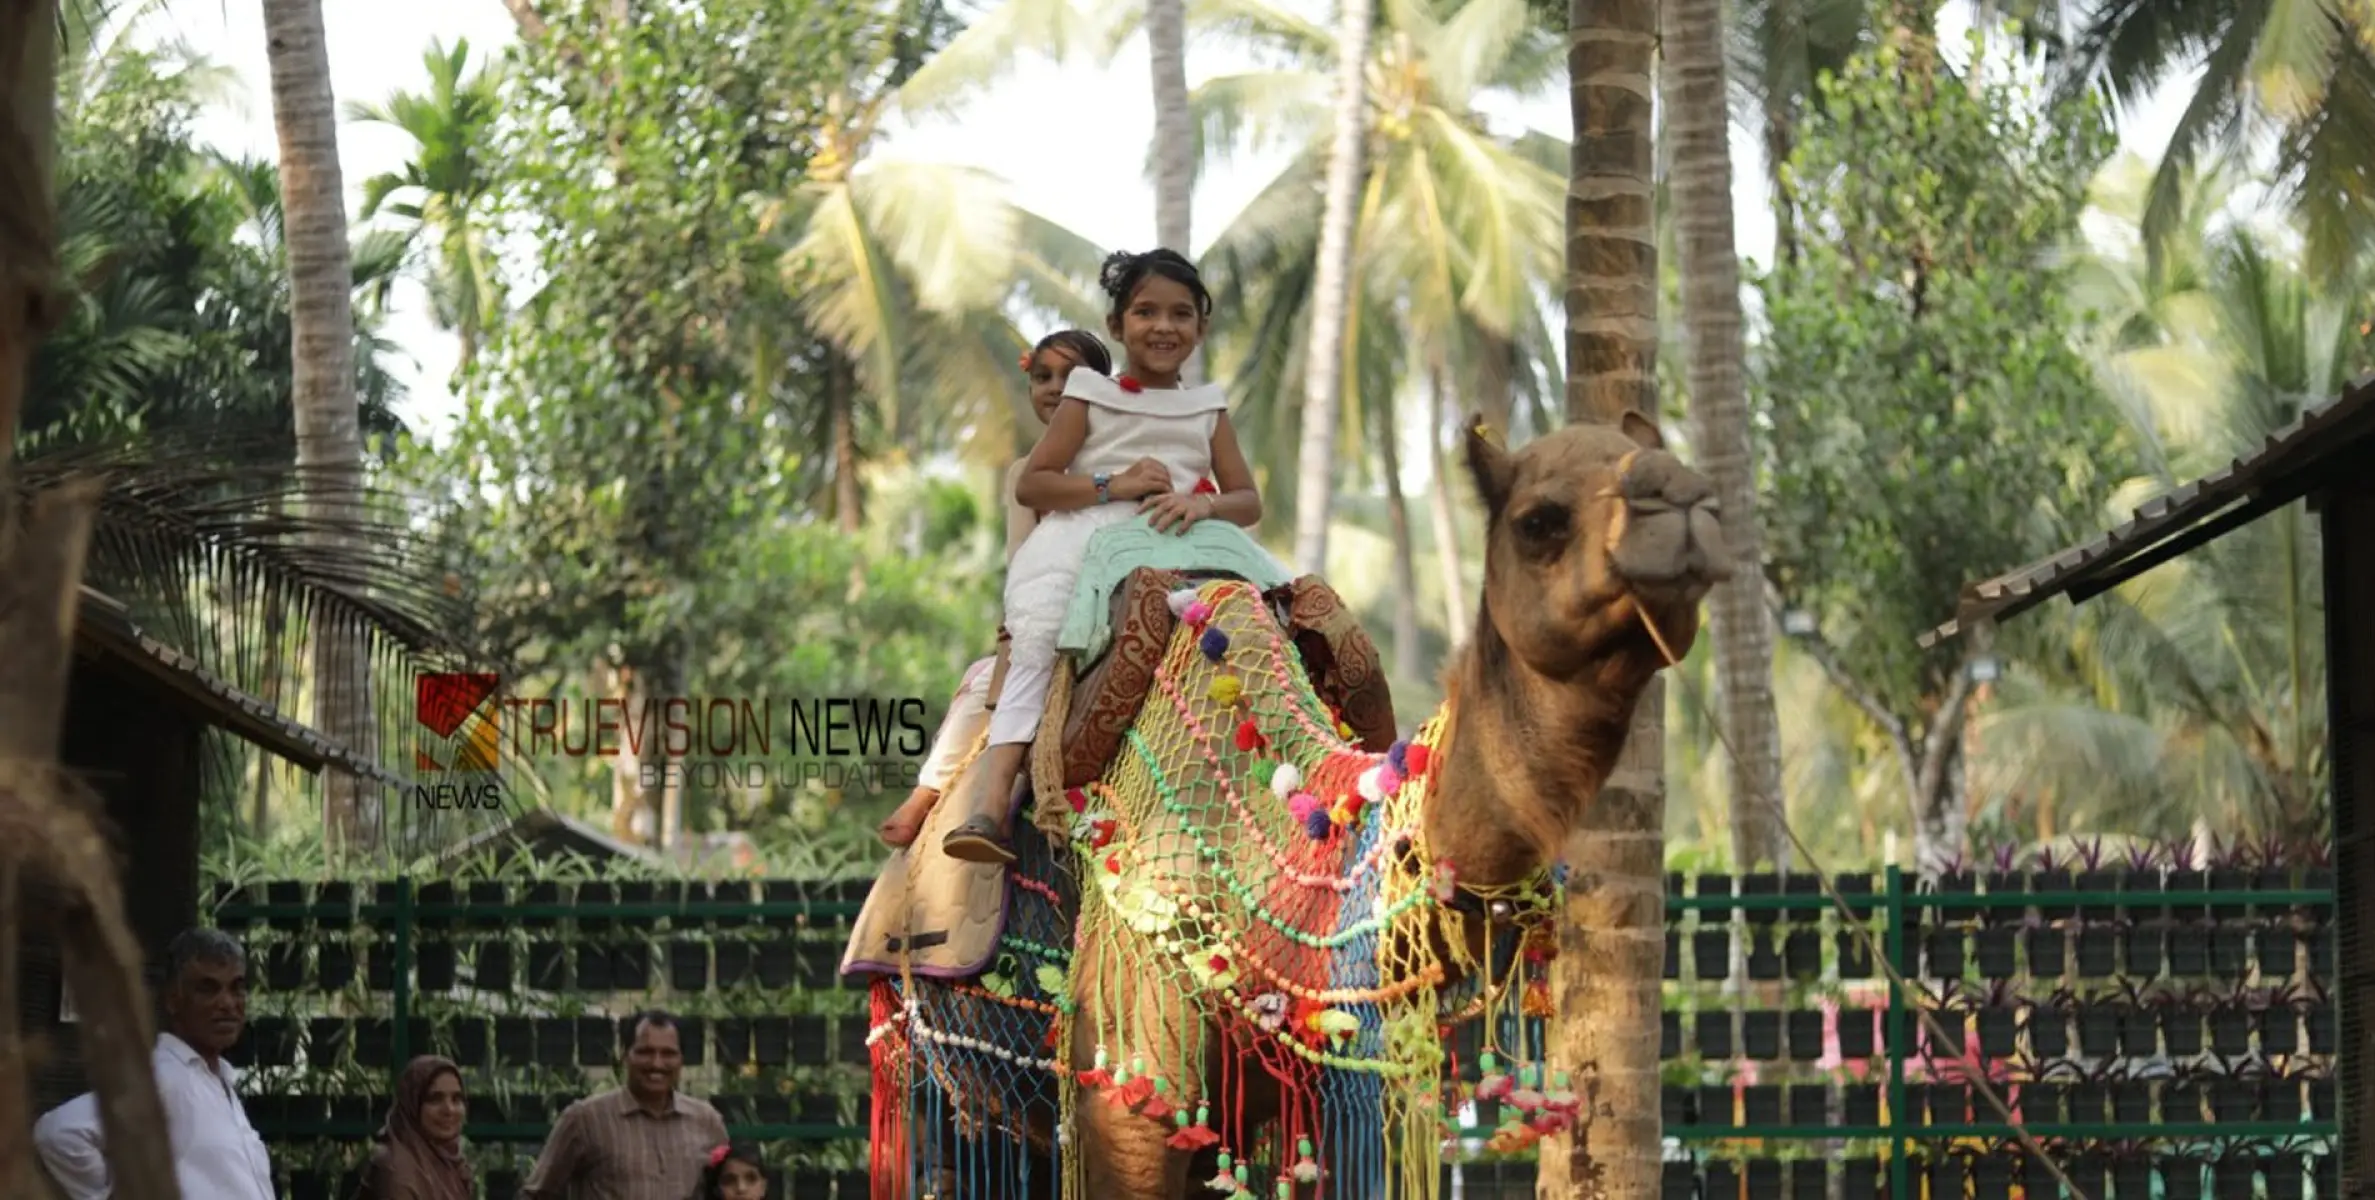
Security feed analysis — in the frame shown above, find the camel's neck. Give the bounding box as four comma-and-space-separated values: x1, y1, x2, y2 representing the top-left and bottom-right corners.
1419, 617, 1659, 889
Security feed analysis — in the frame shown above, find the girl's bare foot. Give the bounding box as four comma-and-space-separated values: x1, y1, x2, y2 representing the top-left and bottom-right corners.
879, 787, 941, 848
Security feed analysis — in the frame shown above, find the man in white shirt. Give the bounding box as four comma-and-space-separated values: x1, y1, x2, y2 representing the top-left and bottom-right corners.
33, 927, 277, 1200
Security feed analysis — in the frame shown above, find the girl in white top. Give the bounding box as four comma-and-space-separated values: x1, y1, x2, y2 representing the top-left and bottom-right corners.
878, 329, 1115, 847
941, 248, 1266, 864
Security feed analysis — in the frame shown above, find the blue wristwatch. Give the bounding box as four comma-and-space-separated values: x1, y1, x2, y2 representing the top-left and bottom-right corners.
1093, 472, 1112, 504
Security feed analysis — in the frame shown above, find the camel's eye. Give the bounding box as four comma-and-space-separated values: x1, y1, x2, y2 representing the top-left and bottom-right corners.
1513, 503, 1570, 544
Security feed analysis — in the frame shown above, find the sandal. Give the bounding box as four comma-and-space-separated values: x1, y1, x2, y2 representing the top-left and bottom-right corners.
941, 815, 1017, 865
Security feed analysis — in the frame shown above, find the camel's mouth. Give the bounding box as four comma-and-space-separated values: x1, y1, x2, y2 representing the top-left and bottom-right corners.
1605, 453, 1732, 600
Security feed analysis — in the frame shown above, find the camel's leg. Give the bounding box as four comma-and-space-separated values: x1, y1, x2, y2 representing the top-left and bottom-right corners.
1069, 950, 1201, 1199
1072, 1055, 1194, 1198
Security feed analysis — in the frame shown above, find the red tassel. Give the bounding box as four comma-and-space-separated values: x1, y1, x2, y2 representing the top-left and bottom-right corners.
1140, 1094, 1175, 1121
1167, 1123, 1222, 1151
1112, 1076, 1155, 1107
868, 983, 910, 1200
1405, 743, 1431, 775
1077, 1067, 1113, 1089
1234, 719, 1264, 752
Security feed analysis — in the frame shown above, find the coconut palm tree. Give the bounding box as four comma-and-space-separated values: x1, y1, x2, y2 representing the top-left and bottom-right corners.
887, 0, 1196, 375
347, 38, 508, 381
1543, 0, 1662, 1180
1191, 0, 1563, 684
1664, 0, 1789, 871
1289, 0, 1376, 573
1973, 176, 2354, 845
258, 0, 377, 856
775, 134, 1109, 532
2063, 0, 2375, 276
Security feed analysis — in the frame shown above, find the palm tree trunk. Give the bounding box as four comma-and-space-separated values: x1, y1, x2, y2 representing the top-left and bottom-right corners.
263, 0, 376, 857
1425, 366, 1466, 640
1375, 392, 1420, 683
606, 659, 652, 843
1766, 107, 1800, 267
1663, 0, 1788, 872
1145, 0, 1200, 381
1544, 0, 1663, 1190
1290, 0, 1374, 574
1, 0, 60, 449
1761, 0, 1805, 267
830, 352, 863, 534
0, 18, 183, 1196
252, 601, 289, 838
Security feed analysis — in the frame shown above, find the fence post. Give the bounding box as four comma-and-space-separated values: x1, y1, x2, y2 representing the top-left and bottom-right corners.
1885, 864, 1909, 1198
391, 876, 413, 1088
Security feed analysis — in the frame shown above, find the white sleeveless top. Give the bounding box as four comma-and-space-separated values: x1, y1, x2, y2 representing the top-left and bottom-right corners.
1061, 367, 1228, 492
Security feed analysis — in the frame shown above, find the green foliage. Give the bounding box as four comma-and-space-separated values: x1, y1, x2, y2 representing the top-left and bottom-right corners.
23, 49, 408, 459
411, 0, 995, 838
1756, 30, 2122, 724
437, 0, 880, 674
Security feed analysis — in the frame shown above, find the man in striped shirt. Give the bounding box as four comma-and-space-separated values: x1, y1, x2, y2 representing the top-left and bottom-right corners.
521, 1010, 729, 1200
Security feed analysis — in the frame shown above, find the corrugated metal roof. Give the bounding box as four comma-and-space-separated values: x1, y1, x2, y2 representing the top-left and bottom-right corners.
1920, 373, 2375, 647
74, 586, 412, 791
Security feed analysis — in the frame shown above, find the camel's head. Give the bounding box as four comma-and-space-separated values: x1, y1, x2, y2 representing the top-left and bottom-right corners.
1465, 412, 1731, 677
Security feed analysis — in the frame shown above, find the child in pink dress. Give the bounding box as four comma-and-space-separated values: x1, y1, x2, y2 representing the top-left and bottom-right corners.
878, 329, 1114, 847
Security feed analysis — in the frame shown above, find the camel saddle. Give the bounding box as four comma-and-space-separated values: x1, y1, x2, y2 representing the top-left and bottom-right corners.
1054, 520, 1399, 790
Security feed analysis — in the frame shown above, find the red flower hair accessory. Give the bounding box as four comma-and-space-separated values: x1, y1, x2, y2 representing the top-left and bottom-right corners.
707, 1144, 731, 1168
1117, 375, 1144, 393
1018, 351, 1033, 373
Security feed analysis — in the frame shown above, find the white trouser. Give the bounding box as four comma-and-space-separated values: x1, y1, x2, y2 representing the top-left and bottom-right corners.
916, 656, 996, 791
985, 618, 1056, 747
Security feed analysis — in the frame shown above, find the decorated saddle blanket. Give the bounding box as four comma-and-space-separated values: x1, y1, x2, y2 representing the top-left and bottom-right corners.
1060, 567, 1398, 788
844, 565, 1398, 982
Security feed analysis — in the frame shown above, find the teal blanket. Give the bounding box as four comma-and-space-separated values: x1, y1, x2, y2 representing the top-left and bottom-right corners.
1057, 517, 1294, 661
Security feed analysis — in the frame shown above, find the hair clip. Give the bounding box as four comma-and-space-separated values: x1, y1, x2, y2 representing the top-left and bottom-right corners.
707, 1144, 731, 1167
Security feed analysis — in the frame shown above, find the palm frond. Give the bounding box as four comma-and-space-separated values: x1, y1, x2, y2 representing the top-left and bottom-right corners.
1186, 71, 1331, 174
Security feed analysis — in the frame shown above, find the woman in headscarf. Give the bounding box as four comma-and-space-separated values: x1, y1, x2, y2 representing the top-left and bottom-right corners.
358, 1055, 472, 1200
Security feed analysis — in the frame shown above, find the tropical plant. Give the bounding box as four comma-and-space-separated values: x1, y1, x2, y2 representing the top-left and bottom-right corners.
24, 52, 408, 462
347, 37, 509, 380
1973, 176, 2354, 845
1194, 0, 1564, 679
763, 0, 1111, 529
259, 0, 378, 855
2061, 0, 2375, 277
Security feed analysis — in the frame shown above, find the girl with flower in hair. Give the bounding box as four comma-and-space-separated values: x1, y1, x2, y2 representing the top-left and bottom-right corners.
877, 328, 1114, 847
695, 1141, 768, 1200
938, 248, 1268, 864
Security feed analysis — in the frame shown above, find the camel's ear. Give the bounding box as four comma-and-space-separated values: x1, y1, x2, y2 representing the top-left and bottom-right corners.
1619, 409, 1665, 451
1464, 413, 1515, 517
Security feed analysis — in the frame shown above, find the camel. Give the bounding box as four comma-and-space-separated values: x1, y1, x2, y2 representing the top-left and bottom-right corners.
851, 411, 1728, 1200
